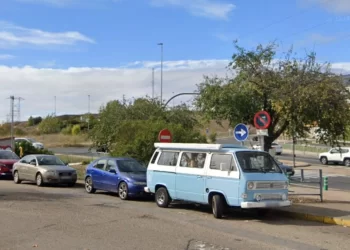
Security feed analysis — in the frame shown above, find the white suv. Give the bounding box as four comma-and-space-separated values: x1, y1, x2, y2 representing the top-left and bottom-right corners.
15, 138, 44, 150
319, 147, 350, 167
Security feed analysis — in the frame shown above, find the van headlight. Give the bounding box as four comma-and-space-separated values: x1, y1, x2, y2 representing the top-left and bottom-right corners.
247, 182, 254, 190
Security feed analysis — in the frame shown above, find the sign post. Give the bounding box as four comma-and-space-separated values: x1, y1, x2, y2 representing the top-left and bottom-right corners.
253, 111, 271, 152
233, 123, 249, 146
158, 129, 172, 143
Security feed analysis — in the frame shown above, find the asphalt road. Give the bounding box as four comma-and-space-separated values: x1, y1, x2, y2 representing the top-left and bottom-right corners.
1, 180, 350, 250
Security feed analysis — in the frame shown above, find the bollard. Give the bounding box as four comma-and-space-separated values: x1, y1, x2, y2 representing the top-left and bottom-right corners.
323, 176, 328, 191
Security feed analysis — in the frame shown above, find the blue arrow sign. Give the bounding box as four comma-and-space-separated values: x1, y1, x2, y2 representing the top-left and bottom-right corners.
234, 123, 249, 142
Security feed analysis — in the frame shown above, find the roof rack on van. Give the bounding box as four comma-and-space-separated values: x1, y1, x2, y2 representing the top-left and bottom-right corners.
154, 143, 222, 150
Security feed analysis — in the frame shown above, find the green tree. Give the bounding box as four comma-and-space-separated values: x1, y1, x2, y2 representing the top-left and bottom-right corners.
195, 42, 350, 151
89, 96, 206, 159
110, 120, 207, 163
28, 116, 34, 126
38, 114, 61, 134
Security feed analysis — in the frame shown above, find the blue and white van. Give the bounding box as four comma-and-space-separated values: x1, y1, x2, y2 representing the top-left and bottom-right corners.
144, 143, 291, 219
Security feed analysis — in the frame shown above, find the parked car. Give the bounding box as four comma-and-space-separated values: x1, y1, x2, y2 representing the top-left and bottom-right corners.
0, 150, 20, 178
12, 154, 77, 186
15, 137, 44, 149
84, 157, 147, 200
0, 137, 13, 151
274, 159, 294, 176
319, 147, 350, 166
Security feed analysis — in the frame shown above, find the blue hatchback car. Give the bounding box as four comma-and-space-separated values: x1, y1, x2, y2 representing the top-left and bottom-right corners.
84, 157, 147, 200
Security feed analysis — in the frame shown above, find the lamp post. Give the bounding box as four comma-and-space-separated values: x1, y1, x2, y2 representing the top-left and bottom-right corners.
157, 42, 163, 105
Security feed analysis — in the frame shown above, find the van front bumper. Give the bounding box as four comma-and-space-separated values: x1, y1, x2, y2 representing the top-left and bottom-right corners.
241, 200, 291, 208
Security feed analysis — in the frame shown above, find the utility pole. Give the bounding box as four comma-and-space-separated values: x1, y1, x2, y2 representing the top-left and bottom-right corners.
152, 68, 155, 99
157, 42, 163, 105
54, 96, 56, 116
10, 96, 14, 149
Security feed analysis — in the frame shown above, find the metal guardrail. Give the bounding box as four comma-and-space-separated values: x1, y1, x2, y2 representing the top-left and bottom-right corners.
287, 169, 324, 202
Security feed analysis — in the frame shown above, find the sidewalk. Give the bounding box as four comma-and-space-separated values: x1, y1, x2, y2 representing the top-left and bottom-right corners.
274, 185, 350, 227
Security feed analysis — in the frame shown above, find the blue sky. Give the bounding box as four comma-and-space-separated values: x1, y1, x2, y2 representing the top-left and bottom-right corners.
1, 0, 350, 120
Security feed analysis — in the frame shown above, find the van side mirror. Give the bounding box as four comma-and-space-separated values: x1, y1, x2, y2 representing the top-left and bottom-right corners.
220, 163, 230, 171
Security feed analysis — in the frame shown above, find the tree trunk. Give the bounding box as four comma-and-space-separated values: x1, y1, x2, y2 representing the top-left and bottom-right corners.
264, 136, 274, 153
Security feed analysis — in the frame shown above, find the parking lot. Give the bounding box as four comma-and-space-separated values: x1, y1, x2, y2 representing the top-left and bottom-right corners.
1, 180, 349, 250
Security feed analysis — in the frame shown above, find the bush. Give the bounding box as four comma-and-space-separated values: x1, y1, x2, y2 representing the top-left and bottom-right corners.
15, 141, 54, 157
38, 115, 61, 134
14, 128, 27, 136
71, 125, 81, 136
61, 125, 73, 135
208, 132, 217, 143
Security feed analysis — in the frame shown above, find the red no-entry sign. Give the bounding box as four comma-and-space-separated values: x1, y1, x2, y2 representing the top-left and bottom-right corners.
254, 111, 271, 129
158, 129, 172, 143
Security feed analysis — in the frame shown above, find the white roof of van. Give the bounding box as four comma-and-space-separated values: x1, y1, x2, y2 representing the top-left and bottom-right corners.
154, 143, 222, 151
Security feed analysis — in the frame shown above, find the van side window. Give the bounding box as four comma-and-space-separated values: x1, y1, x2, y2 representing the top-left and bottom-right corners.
210, 154, 236, 171
157, 151, 179, 166
180, 152, 206, 169
150, 152, 159, 164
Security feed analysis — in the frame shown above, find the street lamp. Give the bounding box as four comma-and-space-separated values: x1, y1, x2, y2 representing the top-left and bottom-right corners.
157, 42, 163, 105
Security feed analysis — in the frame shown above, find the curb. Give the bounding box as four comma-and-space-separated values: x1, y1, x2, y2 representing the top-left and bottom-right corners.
274, 209, 350, 227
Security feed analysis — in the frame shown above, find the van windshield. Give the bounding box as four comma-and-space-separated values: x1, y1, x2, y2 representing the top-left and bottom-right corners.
235, 151, 282, 173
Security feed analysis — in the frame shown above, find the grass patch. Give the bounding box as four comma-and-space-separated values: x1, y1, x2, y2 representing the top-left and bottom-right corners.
58, 154, 94, 164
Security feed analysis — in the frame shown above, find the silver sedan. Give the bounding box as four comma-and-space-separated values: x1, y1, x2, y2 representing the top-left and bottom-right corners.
12, 154, 77, 187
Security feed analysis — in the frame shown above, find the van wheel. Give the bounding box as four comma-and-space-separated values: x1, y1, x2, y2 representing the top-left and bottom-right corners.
212, 194, 224, 219
155, 187, 171, 208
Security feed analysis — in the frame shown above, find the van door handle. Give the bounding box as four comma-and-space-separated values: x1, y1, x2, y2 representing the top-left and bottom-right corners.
197, 176, 202, 178
207, 176, 212, 179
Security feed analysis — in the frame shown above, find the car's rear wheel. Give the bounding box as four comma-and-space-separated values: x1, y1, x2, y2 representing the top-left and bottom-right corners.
344, 159, 350, 167
320, 157, 328, 165
13, 171, 21, 184
118, 182, 129, 200
85, 177, 96, 193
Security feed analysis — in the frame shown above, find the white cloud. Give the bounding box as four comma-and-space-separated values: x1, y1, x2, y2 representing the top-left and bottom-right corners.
150, 0, 235, 20
0, 54, 15, 60
0, 59, 230, 121
304, 0, 350, 13
0, 58, 349, 122
0, 21, 95, 48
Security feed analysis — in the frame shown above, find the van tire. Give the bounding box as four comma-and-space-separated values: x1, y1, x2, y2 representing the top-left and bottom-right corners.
155, 187, 170, 208
212, 194, 224, 219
